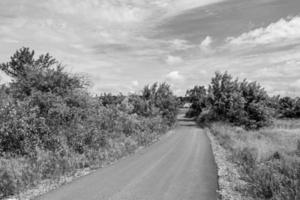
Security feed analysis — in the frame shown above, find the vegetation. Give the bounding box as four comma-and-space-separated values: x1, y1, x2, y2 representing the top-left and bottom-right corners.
210, 121, 300, 200
186, 72, 271, 129
0, 48, 179, 198
185, 71, 300, 199
276, 96, 300, 118
1, 48, 300, 199
185, 86, 207, 118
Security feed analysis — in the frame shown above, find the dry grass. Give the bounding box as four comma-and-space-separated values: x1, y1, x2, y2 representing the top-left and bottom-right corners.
209, 119, 300, 200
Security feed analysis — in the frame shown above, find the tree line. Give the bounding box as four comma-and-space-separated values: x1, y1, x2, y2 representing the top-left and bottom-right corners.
185, 71, 300, 129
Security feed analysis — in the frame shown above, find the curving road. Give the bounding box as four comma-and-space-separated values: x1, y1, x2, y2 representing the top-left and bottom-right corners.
37, 114, 218, 200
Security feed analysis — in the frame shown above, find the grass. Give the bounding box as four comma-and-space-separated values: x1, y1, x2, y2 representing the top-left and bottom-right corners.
209, 119, 300, 200
0, 131, 164, 199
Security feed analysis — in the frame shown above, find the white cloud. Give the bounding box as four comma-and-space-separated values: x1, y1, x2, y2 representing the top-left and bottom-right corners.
200, 36, 213, 53
165, 55, 183, 65
164, 0, 225, 17
131, 80, 139, 87
169, 39, 192, 50
227, 16, 300, 46
166, 71, 184, 81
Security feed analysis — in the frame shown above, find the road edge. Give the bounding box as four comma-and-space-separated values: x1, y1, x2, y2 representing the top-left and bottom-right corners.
5, 129, 176, 200
205, 128, 246, 200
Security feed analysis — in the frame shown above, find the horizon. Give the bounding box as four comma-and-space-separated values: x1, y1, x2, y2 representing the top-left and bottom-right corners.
1, 0, 300, 96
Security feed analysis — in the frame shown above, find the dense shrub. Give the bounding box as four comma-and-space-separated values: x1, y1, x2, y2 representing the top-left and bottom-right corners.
139, 83, 178, 125
196, 109, 219, 127
187, 72, 271, 129
0, 47, 178, 198
276, 97, 300, 118
99, 93, 125, 107
185, 86, 207, 118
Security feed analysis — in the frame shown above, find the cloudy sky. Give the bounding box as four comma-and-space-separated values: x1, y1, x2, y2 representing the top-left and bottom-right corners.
0, 0, 300, 96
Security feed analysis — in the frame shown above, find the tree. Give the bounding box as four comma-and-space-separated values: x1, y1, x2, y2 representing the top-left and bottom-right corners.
185, 86, 207, 117
0, 47, 84, 99
195, 72, 271, 129
155, 83, 178, 125
99, 93, 125, 107
137, 83, 178, 125
0, 48, 89, 155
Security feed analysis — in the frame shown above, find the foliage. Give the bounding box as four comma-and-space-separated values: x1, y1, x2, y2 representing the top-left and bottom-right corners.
0, 47, 178, 198
99, 93, 125, 107
187, 72, 271, 129
139, 82, 178, 125
185, 86, 207, 118
210, 122, 300, 200
276, 97, 300, 118
0, 47, 84, 100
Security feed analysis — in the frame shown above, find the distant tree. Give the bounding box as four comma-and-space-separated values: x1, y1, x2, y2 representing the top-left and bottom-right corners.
195, 72, 271, 129
276, 96, 300, 118
266, 95, 280, 117
185, 86, 207, 117
137, 83, 178, 125
99, 93, 125, 107
207, 72, 243, 121
295, 98, 300, 117
155, 83, 178, 125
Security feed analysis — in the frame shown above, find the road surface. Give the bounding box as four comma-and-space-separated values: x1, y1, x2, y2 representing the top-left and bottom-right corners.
37, 115, 218, 200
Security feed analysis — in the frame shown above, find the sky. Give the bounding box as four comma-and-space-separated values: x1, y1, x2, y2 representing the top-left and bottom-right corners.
0, 0, 300, 96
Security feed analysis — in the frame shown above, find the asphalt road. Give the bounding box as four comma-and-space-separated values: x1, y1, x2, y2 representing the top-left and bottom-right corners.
37, 115, 218, 200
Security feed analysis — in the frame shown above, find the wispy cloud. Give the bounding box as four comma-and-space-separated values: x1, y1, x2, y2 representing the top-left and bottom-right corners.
227, 16, 300, 47
168, 39, 192, 51
199, 36, 214, 54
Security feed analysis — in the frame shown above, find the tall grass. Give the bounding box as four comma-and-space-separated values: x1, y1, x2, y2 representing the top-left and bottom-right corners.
210, 120, 300, 200
0, 109, 170, 199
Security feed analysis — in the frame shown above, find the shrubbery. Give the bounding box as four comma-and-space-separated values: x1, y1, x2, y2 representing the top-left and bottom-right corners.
185, 86, 207, 118
186, 72, 271, 129
276, 97, 300, 118
0, 47, 178, 198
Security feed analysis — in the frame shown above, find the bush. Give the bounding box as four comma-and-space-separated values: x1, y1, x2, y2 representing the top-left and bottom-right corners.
187, 72, 272, 129
196, 109, 219, 127
0, 48, 178, 198
276, 97, 300, 119
185, 86, 207, 118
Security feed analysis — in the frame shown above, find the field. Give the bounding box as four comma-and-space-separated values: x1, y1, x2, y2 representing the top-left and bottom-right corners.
209, 119, 300, 200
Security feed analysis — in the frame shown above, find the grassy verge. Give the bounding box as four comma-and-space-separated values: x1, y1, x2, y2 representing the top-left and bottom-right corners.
208, 120, 300, 200
206, 128, 249, 200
